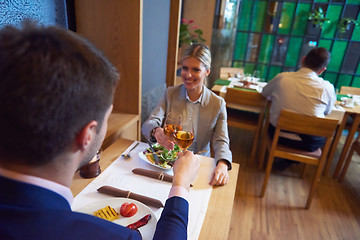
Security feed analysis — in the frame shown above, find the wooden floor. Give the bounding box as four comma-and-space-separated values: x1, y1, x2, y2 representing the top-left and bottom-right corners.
227, 127, 360, 240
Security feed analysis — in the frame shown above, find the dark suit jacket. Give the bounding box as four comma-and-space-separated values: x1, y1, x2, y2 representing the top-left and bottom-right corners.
0, 175, 188, 239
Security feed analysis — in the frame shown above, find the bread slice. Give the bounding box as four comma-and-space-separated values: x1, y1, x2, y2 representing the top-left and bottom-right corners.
94, 205, 118, 221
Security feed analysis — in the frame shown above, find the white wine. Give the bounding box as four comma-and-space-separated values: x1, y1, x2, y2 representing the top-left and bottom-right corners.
175, 131, 194, 150
164, 124, 182, 139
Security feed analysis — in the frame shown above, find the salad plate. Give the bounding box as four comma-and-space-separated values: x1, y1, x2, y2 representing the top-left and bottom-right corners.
74, 198, 157, 240
139, 144, 180, 170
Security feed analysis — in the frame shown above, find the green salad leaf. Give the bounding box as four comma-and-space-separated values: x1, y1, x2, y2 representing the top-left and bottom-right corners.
161, 144, 180, 161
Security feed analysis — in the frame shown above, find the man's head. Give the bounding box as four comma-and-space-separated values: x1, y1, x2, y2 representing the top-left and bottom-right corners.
0, 22, 119, 166
302, 47, 330, 74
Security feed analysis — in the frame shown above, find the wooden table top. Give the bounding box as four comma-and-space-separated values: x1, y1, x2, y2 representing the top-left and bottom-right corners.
70, 138, 239, 239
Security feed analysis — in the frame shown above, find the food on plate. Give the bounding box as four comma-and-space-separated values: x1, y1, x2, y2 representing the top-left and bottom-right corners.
126, 214, 152, 230
143, 144, 180, 168
94, 205, 119, 221
120, 202, 138, 217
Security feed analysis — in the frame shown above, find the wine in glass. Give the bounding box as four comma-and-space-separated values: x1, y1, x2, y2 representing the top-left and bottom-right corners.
163, 112, 182, 141
174, 116, 194, 153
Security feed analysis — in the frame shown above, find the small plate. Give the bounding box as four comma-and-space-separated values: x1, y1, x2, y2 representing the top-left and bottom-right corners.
138, 152, 172, 170
75, 198, 157, 240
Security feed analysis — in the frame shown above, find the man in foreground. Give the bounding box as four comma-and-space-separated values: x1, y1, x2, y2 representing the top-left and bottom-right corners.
0, 22, 199, 239
261, 47, 336, 170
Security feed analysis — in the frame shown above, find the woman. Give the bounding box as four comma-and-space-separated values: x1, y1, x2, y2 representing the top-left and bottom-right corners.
142, 44, 232, 186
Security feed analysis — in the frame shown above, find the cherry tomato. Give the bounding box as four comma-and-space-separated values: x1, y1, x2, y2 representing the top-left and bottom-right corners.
120, 202, 138, 217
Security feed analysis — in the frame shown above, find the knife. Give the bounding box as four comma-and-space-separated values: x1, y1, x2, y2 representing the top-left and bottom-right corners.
146, 140, 160, 164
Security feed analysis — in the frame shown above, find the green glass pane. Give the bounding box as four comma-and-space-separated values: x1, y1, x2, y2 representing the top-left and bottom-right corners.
327, 41, 348, 72
233, 33, 248, 61
251, 1, 267, 32
357, 62, 360, 74
233, 61, 244, 68
292, 3, 312, 36
237, 0, 253, 31
258, 34, 274, 64
336, 74, 353, 89
244, 63, 255, 75
352, 77, 360, 87
348, 0, 360, 4
324, 72, 338, 87
268, 66, 282, 80
315, 0, 329, 2
257, 65, 268, 81
352, 22, 360, 41
278, 3, 296, 35
321, 5, 342, 39
318, 39, 332, 49
285, 37, 302, 67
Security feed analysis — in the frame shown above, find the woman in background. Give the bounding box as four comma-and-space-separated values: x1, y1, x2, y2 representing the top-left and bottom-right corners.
142, 44, 232, 186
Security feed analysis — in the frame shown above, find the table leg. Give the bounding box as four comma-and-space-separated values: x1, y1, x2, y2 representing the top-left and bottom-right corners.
333, 114, 360, 179
323, 113, 348, 176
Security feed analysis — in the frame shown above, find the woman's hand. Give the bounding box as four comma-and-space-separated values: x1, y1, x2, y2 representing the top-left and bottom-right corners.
153, 127, 174, 150
209, 160, 229, 186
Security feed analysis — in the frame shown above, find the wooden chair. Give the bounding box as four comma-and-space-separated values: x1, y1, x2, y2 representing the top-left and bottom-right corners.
225, 88, 269, 166
260, 110, 338, 209
340, 86, 360, 95
220, 67, 243, 79
338, 134, 360, 182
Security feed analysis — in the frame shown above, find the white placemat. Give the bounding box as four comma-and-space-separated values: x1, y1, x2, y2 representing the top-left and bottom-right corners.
71, 141, 214, 240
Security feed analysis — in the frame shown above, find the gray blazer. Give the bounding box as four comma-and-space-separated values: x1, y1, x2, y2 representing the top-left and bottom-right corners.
142, 84, 232, 168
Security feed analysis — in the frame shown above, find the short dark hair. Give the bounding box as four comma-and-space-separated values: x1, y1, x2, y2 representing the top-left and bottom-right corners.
0, 22, 119, 166
303, 47, 330, 72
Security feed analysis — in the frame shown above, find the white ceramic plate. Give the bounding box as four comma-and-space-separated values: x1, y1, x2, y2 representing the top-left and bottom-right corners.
138, 152, 172, 170
75, 198, 157, 240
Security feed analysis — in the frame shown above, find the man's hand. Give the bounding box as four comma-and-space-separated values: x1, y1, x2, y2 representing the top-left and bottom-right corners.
209, 160, 229, 186
172, 151, 200, 191
153, 127, 174, 150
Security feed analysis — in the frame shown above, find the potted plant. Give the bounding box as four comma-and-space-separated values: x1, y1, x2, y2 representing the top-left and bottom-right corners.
308, 7, 329, 28
338, 17, 359, 33
179, 19, 205, 47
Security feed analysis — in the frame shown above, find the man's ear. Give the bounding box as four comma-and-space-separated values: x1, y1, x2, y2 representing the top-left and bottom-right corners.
316, 67, 327, 76
76, 121, 98, 150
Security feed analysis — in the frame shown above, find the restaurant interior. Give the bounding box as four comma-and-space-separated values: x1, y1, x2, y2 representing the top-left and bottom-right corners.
0, 0, 359, 239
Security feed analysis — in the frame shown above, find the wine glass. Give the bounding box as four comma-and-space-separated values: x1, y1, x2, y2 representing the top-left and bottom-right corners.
252, 70, 261, 83
174, 116, 194, 153
163, 112, 182, 141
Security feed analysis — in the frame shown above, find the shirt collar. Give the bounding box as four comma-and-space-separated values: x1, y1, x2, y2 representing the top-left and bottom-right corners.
298, 67, 319, 79
0, 167, 73, 205
185, 86, 204, 104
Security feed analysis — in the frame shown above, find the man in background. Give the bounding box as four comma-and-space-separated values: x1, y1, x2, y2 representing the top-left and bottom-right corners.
0, 22, 199, 239
261, 47, 336, 171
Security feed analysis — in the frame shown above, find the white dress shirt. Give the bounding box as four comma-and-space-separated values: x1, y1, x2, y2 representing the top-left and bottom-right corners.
0, 167, 73, 205
185, 90, 202, 154
262, 67, 336, 126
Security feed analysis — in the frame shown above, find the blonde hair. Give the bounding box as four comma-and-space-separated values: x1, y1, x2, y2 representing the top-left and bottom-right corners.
181, 43, 211, 70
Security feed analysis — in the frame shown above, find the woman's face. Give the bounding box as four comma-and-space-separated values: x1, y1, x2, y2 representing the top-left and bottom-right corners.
181, 57, 210, 92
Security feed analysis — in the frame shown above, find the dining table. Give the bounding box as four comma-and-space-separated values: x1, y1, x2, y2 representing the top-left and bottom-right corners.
70, 138, 239, 240
211, 77, 267, 98
326, 102, 360, 179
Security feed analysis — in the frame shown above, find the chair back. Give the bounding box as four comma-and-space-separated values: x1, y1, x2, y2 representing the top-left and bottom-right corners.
225, 88, 267, 111
340, 86, 360, 95
220, 67, 243, 78
276, 110, 338, 138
